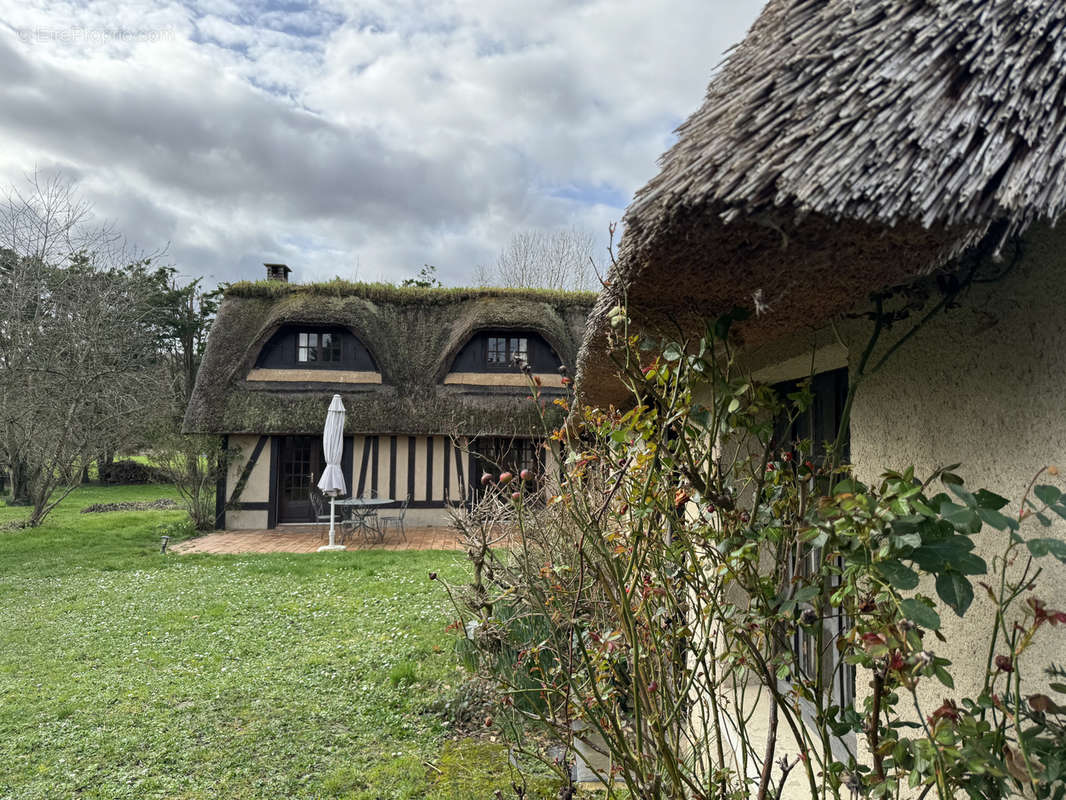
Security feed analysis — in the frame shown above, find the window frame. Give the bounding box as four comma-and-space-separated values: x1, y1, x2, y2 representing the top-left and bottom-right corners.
772, 367, 854, 710
296, 330, 343, 366
483, 333, 530, 370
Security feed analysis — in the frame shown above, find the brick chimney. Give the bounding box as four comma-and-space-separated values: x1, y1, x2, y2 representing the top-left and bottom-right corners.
264, 263, 291, 282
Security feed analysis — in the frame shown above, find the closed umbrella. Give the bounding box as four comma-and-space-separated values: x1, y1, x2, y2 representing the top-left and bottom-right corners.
317, 394, 347, 552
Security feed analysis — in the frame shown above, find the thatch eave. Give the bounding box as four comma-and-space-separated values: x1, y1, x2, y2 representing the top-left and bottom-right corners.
574, 0, 1066, 409
184, 287, 590, 436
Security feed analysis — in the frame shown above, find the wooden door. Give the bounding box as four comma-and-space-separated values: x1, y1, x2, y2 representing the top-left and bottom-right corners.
277, 436, 323, 523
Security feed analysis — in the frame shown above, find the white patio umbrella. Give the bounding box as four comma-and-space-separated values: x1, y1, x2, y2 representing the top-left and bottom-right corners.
316, 394, 347, 552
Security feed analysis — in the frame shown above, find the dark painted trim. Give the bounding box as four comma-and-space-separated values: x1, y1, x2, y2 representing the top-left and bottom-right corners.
407, 437, 416, 501
408, 499, 450, 509
357, 436, 371, 496
389, 436, 397, 500
215, 434, 229, 529
468, 447, 477, 506
267, 437, 279, 529
342, 436, 353, 497
443, 437, 451, 501
371, 436, 379, 497
425, 436, 434, 502
453, 441, 464, 505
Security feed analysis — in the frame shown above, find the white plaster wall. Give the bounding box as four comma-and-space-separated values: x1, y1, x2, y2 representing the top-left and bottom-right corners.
843, 222, 1066, 697
226, 509, 268, 530
226, 434, 271, 504
682, 223, 1066, 792
403, 507, 459, 529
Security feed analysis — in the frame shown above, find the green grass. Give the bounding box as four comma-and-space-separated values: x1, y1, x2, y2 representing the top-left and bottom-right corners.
0, 485, 560, 799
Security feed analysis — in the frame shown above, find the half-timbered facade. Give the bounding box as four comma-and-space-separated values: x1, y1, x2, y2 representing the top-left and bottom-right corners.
184, 269, 593, 529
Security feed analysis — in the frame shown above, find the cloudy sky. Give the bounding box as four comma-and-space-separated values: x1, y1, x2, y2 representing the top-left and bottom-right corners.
0, 0, 764, 287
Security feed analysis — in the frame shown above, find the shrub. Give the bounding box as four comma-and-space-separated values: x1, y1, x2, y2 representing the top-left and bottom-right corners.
98, 459, 166, 485
441, 307, 1066, 800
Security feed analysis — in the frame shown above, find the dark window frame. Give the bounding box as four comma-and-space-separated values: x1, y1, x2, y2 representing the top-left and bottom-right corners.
296, 330, 343, 366
772, 367, 855, 711
483, 333, 530, 369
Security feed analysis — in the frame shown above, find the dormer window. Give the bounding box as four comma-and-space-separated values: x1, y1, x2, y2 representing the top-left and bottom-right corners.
253, 325, 378, 374
487, 335, 528, 367
298, 332, 342, 363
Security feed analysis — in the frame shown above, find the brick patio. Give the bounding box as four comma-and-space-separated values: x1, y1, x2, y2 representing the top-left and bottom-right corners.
170, 524, 464, 554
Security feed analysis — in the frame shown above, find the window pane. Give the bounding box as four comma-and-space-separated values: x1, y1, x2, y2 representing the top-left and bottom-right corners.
298, 333, 308, 346
511, 337, 528, 363
321, 333, 339, 362
487, 337, 507, 364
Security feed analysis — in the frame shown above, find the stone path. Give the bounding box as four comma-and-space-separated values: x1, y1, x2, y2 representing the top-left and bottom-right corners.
170, 524, 463, 554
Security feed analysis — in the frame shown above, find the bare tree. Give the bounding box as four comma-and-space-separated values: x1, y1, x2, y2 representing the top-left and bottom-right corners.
476, 228, 600, 291
0, 174, 167, 525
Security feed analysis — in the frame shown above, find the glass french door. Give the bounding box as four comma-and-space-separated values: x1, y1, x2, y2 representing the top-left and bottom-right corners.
277, 436, 323, 523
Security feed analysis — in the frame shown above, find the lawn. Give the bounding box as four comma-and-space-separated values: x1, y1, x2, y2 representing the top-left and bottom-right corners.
0, 484, 558, 799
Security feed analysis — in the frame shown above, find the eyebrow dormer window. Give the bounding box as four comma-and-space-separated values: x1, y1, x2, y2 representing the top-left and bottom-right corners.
297, 332, 342, 363
486, 335, 528, 367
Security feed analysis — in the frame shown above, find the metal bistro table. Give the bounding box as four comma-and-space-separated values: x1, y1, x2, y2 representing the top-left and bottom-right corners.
334, 497, 393, 544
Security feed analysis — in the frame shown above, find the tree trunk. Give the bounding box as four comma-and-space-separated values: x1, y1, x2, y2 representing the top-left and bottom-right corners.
8, 457, 31, 506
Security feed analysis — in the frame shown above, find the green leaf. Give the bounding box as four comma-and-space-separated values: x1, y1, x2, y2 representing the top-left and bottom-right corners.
1035, 484, 1063, 506
976, 507, 1018, 531
1027, 538, 1066, 563
801, 527, 828, 548
892, 532, 922, 550
901, 598, 941, 630
793, 585, 821, 603
939, 501, 981, 534
934, 665, 955, 689
935, 572, 974, 616
877, 560, 920, 590
974, 489, 1010, 510
911, 537, 985, 574
947, 482, 976, 508
662, 343, 683, 362
833, 479, 862, 494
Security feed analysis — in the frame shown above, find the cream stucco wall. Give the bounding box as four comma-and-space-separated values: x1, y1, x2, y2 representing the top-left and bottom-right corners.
840, 223, 1066, 698
226, 509, 268, 529
682, 223, 1066, 793
227, 434, 271, 504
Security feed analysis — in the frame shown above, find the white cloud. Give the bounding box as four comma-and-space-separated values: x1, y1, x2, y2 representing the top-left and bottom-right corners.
0, 0, 765, 286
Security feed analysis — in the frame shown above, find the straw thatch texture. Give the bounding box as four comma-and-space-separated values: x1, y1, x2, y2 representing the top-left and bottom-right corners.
183, 284, 592, 436
577, 0, 1066, 408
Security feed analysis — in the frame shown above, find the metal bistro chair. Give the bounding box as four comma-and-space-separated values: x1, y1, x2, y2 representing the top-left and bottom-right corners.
379, 494, 411, 542
344, 502, 383, 544
309, 485, 333, 524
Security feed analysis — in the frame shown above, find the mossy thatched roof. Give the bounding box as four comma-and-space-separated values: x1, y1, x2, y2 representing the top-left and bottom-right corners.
577, 0, 1066, 409
184, 284, 592, 436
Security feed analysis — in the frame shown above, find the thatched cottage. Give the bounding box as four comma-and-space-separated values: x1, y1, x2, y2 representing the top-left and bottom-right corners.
575, 0, 1066, 785
184, 269, 592, 529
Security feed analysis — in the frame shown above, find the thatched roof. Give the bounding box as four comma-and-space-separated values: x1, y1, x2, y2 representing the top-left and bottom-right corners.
184, 281, 593, 436
578, 0, 1066, 408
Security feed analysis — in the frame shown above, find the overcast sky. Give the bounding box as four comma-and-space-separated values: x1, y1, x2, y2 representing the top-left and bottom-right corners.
0, 0, 764, 286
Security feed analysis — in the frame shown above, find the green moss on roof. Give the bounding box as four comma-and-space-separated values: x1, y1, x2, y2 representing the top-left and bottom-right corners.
223, 279, 598, 307
184, 285, 593, 435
